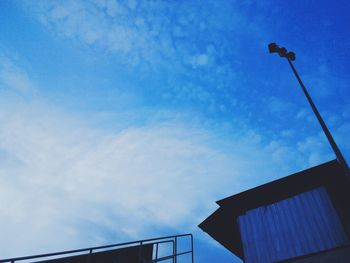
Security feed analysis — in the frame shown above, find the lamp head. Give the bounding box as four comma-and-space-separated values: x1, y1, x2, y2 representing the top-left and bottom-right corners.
268, 42, 296, 61
268, 43, 279, 53
286, 52, 296, 61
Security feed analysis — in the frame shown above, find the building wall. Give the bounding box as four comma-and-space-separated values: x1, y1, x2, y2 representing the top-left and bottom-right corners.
238, 187, 349, 263
282, 245, 350, 263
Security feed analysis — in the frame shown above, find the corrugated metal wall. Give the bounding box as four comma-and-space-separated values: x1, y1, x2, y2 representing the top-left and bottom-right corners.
238, 187, 349, 263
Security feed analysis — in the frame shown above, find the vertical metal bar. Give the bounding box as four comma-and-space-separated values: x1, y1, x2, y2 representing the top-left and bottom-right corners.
155, 243, 159, 263
138, 241, 143, 263
87, 248, 93, 263
174, 236, 177, 263
191, 234, 194, 263
172, 238, 175, 263
287, 59, 350, 177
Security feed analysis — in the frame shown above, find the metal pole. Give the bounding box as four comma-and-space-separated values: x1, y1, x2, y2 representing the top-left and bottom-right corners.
286, 58, 350, 174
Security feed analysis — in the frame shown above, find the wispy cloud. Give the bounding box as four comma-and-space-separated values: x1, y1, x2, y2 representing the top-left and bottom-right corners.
0, 56, 331, 258
0, 104, 336, 257
19, 0, 268, 115
22, 0, 179, 68
2, 94, 276, 257
0, 55, 36, 94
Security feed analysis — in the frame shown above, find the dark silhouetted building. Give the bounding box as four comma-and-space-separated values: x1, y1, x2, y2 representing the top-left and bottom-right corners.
199, 160, 350, 262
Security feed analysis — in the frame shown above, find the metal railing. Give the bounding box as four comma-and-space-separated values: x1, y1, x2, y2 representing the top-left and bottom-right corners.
0, 234, 194, 263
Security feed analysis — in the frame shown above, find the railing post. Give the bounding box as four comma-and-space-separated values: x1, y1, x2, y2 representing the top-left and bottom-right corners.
138, 241, 143, 263
174, 236, 177, 263
191, 234, 194, 263
155, 243, 159, 263
86, 248, 93, 263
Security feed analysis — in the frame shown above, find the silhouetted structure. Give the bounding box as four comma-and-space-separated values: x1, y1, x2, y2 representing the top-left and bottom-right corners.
199, 43, 350, 262
0, 234, 194, 263
38, 244, 154, 263
199, 160, 350, 262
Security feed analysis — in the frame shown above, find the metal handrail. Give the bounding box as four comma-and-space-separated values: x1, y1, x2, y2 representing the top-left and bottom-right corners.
0, 234, 194, 263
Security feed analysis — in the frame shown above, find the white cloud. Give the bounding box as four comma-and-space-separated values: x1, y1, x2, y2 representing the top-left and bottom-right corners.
189, 54, 210, 68
295, 108, 314, 123
0, 57, 327, 258
20, 0, 254, 72
267, 96, 291, 113
0, 93, 247, 257
0, 93, 338, 258
296, 133, 333, 166
19, 0, 274, 114
21, 0, 172, 68
0, 57, 36, 93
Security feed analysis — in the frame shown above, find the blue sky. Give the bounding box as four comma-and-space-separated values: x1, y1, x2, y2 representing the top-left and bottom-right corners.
0, 1, 349, 262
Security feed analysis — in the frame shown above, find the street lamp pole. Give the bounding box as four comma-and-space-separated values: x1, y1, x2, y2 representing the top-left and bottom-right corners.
268, 43, 350, 174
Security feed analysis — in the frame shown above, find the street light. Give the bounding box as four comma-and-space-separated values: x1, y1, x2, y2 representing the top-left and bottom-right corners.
268, 43, 296, 61
268, 42, 350, 176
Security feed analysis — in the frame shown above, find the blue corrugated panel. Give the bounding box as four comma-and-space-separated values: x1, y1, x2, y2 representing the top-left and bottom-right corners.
238, 187, 349, 263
